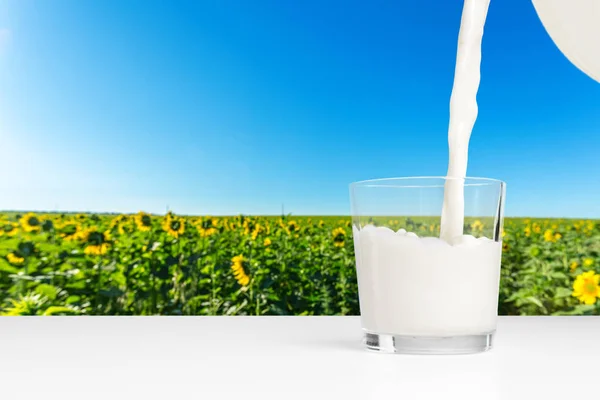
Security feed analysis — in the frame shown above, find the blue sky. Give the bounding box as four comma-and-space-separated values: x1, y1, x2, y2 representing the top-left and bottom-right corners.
1, 0, 600, 217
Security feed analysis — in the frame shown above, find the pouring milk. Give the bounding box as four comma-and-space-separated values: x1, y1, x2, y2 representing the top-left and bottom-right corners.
440, 0, 600, 242
440, 0, 490, 243
353, 0, 499, 337
353, 0, 600, 339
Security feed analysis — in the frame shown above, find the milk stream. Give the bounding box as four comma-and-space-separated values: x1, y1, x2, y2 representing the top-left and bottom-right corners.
439, 0, 491, 243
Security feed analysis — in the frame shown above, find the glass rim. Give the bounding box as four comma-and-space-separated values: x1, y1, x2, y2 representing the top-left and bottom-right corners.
349, 176, 506, 189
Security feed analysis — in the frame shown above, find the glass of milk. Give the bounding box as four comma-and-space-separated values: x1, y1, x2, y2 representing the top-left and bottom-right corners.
349, 177, 506, 354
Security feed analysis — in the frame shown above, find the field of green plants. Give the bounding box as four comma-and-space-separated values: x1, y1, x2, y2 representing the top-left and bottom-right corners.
0, 212, 598, 316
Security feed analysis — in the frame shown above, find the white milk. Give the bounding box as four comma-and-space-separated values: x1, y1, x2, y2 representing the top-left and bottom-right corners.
440, 0, 491, 242
354, 225, 502, 336
352, 1, 500, 337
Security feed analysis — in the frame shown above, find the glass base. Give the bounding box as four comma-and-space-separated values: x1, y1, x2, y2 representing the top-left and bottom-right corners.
363, 331, 494, 355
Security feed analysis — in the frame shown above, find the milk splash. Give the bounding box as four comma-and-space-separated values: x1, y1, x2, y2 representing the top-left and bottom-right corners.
439, 0, 491, 243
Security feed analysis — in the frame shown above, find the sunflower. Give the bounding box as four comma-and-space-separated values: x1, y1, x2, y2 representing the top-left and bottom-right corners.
231, 255, 250, 286
287, 220, 300, 235
118, 220, 135, 236
134, 212, 153, 232
81, 228, 111, 255
20, 212, 42, 233
332, 227, 346, 247
59, 222, 82, 241
0, 222, 19, 237
471, 220, 484, 231
318, 220, 325, 228
41, 219, 54, 232
572, 271, 600, 305
251, 224, 263, 240
570, 261, 579, 272
75, 213, 87, 222
243, 220, 263, 240
264, 238, 272, 247
584, 221, 595, 236
162, 215, 185, 238
15, 241, 36, 258
109, 214, 128, 230
583, 258, 594, 268
543, 229, 561, 243
6, 253, 24, 265
197, 217, 218, 237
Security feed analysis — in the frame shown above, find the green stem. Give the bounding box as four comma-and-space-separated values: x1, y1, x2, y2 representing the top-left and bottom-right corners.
95, 257, 103, 315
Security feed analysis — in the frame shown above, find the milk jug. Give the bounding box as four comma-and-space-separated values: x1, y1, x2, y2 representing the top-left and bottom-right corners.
533, 0, 600, 82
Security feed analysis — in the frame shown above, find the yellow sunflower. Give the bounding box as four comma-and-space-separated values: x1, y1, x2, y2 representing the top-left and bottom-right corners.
118, 220, 135, 236
197, 217, 218, 237
162, 215, 185, 238
318, 220, 325, 228
570, 261, 579, 272
572, 271, 600, 305
332, 227, 346, 247
134, 212, 153, 232
231, 255, 250, 286
0, 222, 19, 237
243, 220, 263, 239
75, 213, 87, 222
6, 252, 24, 265
471, 220, 484, 231
59, 222, 82, 241
287, 220, 300, 235
110, 214, 127, 229
543, 229, 560, 243
583, 258, 594, 268
41, 219, 54, 232
81, 228, 111, 255
264, 238, 272, 247
20, 212, 42, 233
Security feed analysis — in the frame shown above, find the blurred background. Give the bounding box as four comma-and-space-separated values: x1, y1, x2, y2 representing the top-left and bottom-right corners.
0, 0, 599, 316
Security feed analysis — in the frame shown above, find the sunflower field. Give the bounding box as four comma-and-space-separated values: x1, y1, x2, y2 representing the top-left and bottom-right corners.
0, 212, 599, 316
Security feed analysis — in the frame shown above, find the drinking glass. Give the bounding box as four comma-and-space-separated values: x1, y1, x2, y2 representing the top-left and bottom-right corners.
349, 177, 506, 354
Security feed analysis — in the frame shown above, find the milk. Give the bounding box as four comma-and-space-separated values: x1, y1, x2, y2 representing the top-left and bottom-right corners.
354, 225, 502, 336
353, 0, 498, 337
440, 0, 491, 242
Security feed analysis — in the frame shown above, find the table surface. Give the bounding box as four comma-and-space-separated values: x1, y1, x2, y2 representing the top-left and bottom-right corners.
0, 316, 596, 399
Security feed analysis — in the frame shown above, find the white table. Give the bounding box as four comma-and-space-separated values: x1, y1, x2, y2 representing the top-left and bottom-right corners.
0, 316, 596, 399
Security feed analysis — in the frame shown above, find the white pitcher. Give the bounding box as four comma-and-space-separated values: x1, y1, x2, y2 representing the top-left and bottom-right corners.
533, 0, 600, 82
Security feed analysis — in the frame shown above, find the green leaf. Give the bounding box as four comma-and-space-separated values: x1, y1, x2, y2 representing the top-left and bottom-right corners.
66, 295, 81, 305
552, 304, 595, 316
43, 306, 80, 316
0, 260, 19, 274
549, 272, 567, 280
574, 304, 596, 314
525, 296, 545, 310
35, 284, 59, 300
99, 287, 124, 298
555, 287, 573, 298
